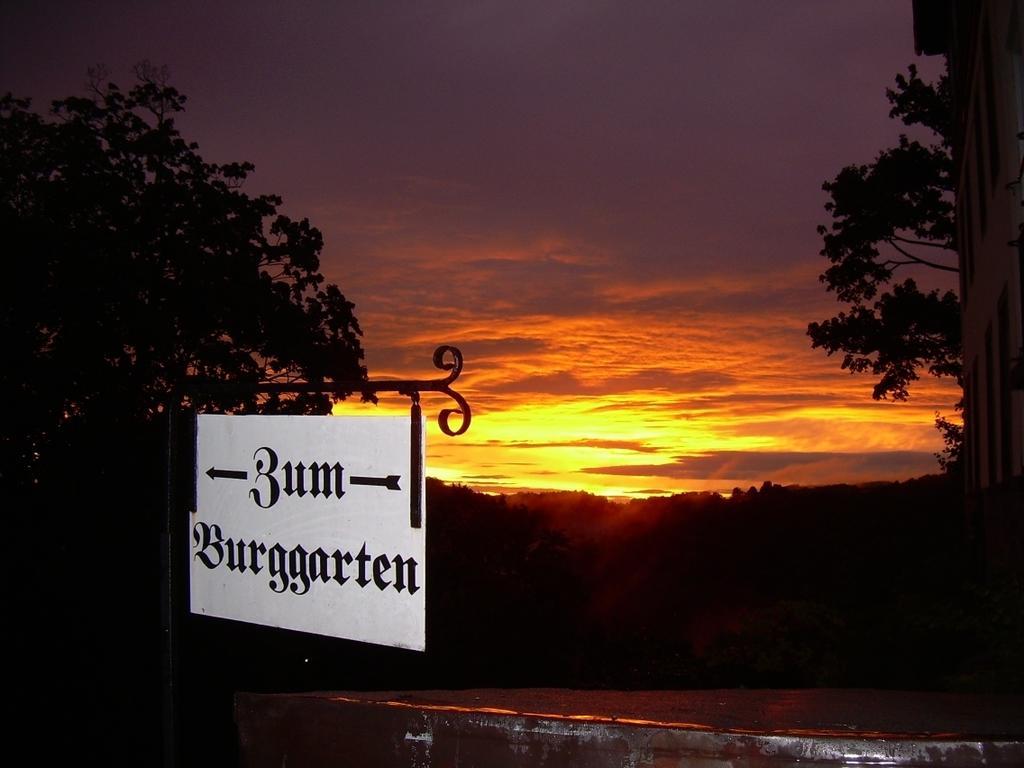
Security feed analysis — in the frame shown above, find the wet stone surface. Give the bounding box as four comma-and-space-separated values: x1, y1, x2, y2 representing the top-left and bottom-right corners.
235, 688, 1024, 767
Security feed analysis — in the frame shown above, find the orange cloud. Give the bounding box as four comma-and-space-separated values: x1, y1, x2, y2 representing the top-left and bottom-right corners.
329, 237, 961, 497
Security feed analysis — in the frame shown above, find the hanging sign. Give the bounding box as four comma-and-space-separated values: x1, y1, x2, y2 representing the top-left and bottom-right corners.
190, 413, 426, 651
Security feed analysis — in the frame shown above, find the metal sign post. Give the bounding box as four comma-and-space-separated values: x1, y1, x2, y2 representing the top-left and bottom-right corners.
161, 346, 470, 768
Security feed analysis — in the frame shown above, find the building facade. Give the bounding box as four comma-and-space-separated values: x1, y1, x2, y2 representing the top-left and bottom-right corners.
915, 0, 1023, 573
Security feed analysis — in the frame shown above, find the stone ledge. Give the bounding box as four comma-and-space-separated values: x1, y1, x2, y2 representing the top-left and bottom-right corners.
235, 688, 1024, 767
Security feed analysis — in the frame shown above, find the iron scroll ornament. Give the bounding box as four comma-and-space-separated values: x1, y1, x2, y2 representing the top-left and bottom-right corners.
367, 345, 471, 436
184, 345, 472, 436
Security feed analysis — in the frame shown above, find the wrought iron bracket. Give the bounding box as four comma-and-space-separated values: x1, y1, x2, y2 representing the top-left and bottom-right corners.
354, 344, 471, 437
189, 345, 471, 436
182, 344, 471, 528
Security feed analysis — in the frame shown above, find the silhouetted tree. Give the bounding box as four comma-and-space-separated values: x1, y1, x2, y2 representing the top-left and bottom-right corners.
1, 65, 366, 762
1, 63, 367, 491
935, 411, 964, 475
808, 66, 960, 408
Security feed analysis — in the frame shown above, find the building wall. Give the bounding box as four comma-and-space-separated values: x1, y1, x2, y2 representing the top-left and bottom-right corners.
947, 0, 1024, 572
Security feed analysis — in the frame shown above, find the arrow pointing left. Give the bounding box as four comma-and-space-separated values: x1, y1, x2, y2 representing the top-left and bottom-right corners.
206, 467, 248, 481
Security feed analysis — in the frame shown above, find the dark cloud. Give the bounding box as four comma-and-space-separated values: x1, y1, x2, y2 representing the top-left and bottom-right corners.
490, 368, 738, 396
487, 371, 587, 395
458, 337, 550, 361
583, 451, 939, 482
503, 439, 660, 454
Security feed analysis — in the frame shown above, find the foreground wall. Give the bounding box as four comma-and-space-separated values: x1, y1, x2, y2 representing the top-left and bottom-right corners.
235, 688, 1024, 767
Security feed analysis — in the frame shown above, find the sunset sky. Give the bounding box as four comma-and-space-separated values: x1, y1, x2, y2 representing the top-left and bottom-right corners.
3, 1, 960, 496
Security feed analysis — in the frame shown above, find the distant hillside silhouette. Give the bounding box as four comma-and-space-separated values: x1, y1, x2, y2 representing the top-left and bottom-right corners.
428, 475, 1021, 691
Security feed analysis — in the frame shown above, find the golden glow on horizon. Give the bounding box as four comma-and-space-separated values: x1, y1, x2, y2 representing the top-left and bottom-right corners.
333, 374, 959, 497
328, 241, 961, 498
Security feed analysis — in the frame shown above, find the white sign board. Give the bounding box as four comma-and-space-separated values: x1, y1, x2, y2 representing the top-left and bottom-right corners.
190, 414, 425, 651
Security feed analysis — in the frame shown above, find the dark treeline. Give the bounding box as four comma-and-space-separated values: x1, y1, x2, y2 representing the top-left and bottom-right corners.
175, 474, 1021, 765
427, 476, 1021, 693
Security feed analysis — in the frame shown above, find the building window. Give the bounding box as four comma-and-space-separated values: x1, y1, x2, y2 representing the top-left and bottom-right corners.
966, 370, 974, 491
982, 19, 1002, 188
971, 357, 981, 491
998, 288, 1013, 482
960, 174, 975, 292
1009, 2, 1024, 168
974, 96, 988, 235
1019, 245, 1024, 346
986, 323, 997, 487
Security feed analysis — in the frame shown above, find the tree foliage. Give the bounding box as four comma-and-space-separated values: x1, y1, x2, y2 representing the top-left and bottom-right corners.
1, 65, 367, 489
808, 65, 960, 402
4, 68, 369, 758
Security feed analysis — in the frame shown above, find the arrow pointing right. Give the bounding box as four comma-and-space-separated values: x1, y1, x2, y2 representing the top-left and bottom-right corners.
350, 474, 402, 491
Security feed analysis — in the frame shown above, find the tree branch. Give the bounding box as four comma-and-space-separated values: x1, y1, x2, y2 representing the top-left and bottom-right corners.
884, 238, 959, 273
890, 234, 955, 251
